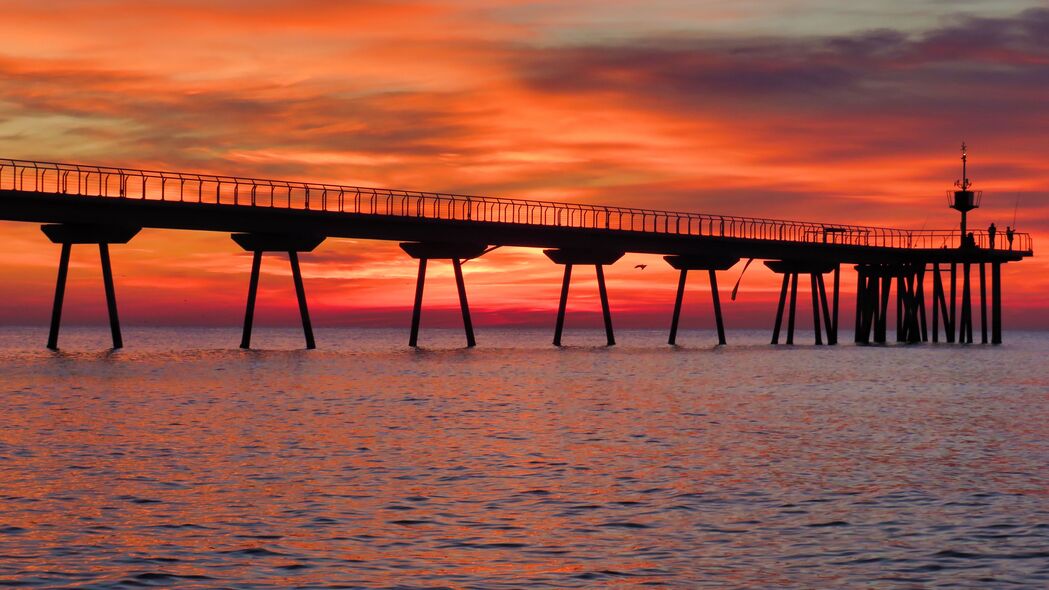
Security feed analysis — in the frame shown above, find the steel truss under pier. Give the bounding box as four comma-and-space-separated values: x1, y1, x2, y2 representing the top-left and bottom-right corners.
855, 263, 925, 345
766, 260, 840, 345
926, 260, 1002, 345
853, 260, 1002, 346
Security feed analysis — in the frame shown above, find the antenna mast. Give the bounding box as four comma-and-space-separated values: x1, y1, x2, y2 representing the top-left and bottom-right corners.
949, 142, 979, 246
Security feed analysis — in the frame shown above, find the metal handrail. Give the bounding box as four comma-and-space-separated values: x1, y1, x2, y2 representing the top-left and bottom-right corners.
0, 158, 1034, 253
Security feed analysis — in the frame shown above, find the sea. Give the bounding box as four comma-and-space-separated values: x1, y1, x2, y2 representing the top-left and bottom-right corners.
0, 327, 1046, 589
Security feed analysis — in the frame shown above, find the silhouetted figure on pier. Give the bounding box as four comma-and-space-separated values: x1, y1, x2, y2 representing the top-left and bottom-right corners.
965, 232, 976, 249
988, 223, 996, 249
1006, 226, 1014, 250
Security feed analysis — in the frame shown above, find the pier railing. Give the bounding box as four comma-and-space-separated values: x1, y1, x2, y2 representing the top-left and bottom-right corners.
0, 158, 1033, 253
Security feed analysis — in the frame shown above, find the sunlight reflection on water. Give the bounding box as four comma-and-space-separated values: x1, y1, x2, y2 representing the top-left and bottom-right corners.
0, 327, 1046, 588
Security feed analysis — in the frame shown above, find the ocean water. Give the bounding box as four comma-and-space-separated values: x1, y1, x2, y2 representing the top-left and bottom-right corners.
0, 326, 1046, 589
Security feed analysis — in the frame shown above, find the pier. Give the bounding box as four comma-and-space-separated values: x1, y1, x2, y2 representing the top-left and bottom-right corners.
0, 155, 1032, 349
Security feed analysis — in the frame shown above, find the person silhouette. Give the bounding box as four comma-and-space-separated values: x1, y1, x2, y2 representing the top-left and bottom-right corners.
988, 222, 997, 249
1006, 226, 1014, 250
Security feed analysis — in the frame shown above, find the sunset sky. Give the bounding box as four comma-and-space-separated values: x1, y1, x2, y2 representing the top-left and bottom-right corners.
0, 0, 1045, 331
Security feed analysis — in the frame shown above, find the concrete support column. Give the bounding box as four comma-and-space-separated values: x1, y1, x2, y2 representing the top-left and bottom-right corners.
41, 224, 140, 350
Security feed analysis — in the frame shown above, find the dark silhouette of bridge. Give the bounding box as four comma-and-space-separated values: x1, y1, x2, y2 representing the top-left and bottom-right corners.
0, 157, 1033, 350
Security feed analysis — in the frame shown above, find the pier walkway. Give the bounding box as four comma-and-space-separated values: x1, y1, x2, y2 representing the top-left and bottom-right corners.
0, 158, 1033, 349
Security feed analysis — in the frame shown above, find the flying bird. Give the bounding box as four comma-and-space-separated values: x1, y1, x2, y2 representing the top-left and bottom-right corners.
635, 264, 647, 270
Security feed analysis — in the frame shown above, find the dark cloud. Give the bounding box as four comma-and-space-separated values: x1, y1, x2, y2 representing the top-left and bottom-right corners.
514, 8, 1049, 114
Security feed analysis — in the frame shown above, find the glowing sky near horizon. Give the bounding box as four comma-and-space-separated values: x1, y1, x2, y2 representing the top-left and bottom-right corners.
0, 0, 1045, 330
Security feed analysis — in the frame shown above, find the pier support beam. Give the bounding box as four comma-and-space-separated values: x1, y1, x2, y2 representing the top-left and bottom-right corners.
765, 260, 838, 345
241, 251, 262, 349
663, 254, 739, 345
409, 258, 427, 347
41, 224, 140, 350
932, 262, 955, 343
854, 266, 866, 344
960, 263, 974, 344
979, 262, 988, 344
232, 233, 325, 350
710, 270, 726, 346
400, 242, 488, 348
858, 269, 878, 344
991, 262, 1002, 345
773, 273, 790, 345
668, 268, 688, 345
916, 266, 928, 342
877, 274, 891, 343
855, 263, 925, 345
554, 264, 573, 347
290, 251, 315, 349
900, 271, 922, 344
544, 249, 624, 346
47, 243, 71, 350
816, 272, 835, 345
786, 273, 799, 344
832, 264, 841, 344
596, 265, 614, 346
453, 258, 475, 348
949, 262, 957, 343
932, 263, 940, 342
